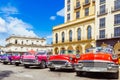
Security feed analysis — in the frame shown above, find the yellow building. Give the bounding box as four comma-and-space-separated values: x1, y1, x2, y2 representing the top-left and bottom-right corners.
53, 0, 96, 54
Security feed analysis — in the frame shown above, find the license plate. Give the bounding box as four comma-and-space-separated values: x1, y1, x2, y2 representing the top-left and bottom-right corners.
54, 65, 61, 68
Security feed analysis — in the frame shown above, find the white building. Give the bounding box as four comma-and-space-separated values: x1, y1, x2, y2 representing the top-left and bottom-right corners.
95, 0, 120, 55
5, 35, 52, 53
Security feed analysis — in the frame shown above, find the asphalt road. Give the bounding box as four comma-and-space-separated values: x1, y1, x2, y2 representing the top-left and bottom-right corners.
0, 63, 119, 80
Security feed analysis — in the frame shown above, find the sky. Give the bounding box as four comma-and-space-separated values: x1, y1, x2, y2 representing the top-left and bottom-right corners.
0, 0, 64, 46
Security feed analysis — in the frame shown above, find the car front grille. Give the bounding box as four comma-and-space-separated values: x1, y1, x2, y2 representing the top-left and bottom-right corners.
79, 62, 107, 68
23, 59, 36, 63
50, 60, 67, 65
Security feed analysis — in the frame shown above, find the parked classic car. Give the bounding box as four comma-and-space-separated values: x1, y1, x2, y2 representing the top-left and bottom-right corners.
75, 47, 119, 79
11, 53, 21, 66
22, 51, 49, 68
2, 53, 13, 64
47, 50, 79, 71
0, 54, 7, 62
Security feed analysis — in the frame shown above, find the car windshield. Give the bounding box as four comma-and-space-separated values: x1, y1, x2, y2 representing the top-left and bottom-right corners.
36, 51, 46, 55
86, 47, 114, 54
60, 50, 78, 55
12, 53, 20, 56
24, 52, 33, 55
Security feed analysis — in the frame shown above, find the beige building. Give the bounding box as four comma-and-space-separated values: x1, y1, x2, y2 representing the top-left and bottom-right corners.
5, 35, 52, 53
95, 0, 120, 56
53, 0, 96, 54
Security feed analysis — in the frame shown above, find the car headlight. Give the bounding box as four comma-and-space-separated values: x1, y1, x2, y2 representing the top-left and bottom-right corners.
112, 54, 118, 60
77, 63, 83, 68
76, 54, 80, 59
69, 57, 73, 61
107, 63, 114, 69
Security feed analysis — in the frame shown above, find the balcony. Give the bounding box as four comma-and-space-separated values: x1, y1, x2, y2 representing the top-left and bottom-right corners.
111, 34, 120, 38
111, 7, 120, 13
83, 0, 90, 7
97, 35, 107, 40
74, 2, 81, 10
97, 9, 108, 17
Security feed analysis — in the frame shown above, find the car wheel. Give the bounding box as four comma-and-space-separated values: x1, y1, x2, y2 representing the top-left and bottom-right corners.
3, 62, 8, 65
113, 71, 119, 79
15, 63, 19, 66
50, 68, 55, 71
76, 71, 83, 76
40, 61, 46, 69
24, 65, 29, 68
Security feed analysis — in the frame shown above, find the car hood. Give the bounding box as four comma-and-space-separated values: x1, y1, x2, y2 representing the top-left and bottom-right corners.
12, 56, 21, 60
23, 55, 35, 59
49, 54, 76, 61
80, 52, 112, 61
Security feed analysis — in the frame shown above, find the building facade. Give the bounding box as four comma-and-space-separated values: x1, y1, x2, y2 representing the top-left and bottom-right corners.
53, 0, 96, 54
96, 0, 120, 56
5, 35, 52, 54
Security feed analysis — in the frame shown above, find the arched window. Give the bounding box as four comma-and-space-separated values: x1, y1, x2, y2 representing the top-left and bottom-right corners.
62, 32, 65, 43
69, 30, 72, 42
55, 33, 58, 43
87, 26, 92, 39
77, 28, 81, 40
15, 40, 17, 44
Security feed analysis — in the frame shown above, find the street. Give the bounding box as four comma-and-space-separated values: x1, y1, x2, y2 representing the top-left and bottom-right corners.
0, 63, 119, 80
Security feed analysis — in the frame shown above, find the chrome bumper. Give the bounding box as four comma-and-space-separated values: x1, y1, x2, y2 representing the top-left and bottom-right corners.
23, 61, 41, 66
47, 61, 74, 69
12, 60, 21, 63
75, 64, 119, 73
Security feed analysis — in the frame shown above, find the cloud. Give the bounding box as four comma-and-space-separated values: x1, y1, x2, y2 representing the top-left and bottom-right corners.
0, 5, 19, 15
50, 16, 56, 20
56, 8, 64, 17
0, 17, 38, 46
46, 35, 52, 39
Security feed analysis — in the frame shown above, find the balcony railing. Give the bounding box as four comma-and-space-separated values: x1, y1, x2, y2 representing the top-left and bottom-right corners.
97, 35, 107, 40
83, 0, 90, 7
97, 9, 108, 17
74, 2, 81, 10
111, 6, 120, 13
111, 34, 120, 38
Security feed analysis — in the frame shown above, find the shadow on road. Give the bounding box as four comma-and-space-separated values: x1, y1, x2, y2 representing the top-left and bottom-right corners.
48, 69, 75, 73
76, 72, 119, 80
0, 70, 14, 80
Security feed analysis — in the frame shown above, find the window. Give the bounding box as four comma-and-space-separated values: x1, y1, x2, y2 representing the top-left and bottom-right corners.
85, 8, 89, 16
115, 0, 120, 10
62, 32, 65, 43
76, 1, 80, 8
67, 4, 70, 11
67, 13, 70, 21
76, 11, 80, 19
77, 28, 81, 40
114, 27, 120, 37
99, 30, 105, 38
85, 0, 89, 4
87, 26, 92, 39
15, 40, 17, 44
21, 41, 23, 45
100, 0, 105, 4
114, 14, 120, 25
100, 5, 105, 14
55, 33, 58, 43
99, 18, 105, 28
69, 30, 72, 42
67, 0, 70, 4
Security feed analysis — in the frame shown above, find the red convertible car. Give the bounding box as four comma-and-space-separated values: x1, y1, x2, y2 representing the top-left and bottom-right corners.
47, 50, 78, 71
75, 47, 119, 79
